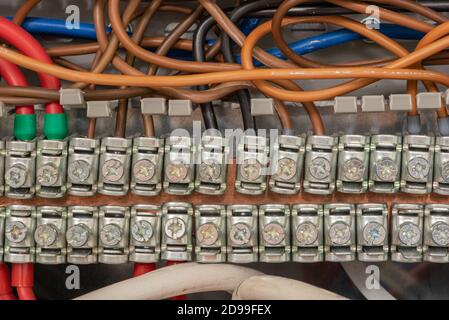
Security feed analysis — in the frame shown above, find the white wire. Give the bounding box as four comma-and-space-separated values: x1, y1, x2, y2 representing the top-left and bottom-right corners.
75, 262, 263, 300
232, 275, 348, 300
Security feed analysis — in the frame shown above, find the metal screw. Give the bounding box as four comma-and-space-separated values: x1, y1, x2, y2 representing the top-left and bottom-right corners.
375, 157, 398, 181
66, 224, 90, 248
34, 224, 58, 247
398, 222, 421, 246
408, 156, 429, 180
101, 159, 124, 182
68, 159, 91, 183
276, 158, 297, 180
37, 164, 59, 186
309, 157, 331, 180
240, 159, 262, 182
431, 222, 449, 246
229, 222, 252, 245
362, 221, 386, 246
164, 217, 186, 240
262, 222, 285, 245
199, 159, 221, 182
133, 159, 155, 182
131, 220, 154, 243
295, 222, 318, 246
5, 164, 27, 188
329, 222, 351, 245
166, 160, 188, 183
343, 158, 365, 181
441, 162, 449, 182
197, 223, 219, 246
5, 221, 27, 243
100, 223, 122, 246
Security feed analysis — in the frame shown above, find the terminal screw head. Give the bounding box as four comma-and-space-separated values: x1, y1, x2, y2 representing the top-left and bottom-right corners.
408, 157, 430, 180
5, 221, 27, 243
398, 222, 421, 246
343, 158, 365, 181
166, 160, 189, 182
199, 159, 221, 182
229, 222, 252, 245
37, 164, 59, 186
329, 222, 351, 245
363, 222, 386, 246
68, 160, 91, 183
240, 159, 262, 182
34, 224, 58, 247
375, 157, 398, 181
131, 220, 154, 243
431, 222, 449, 246
102, 159, 124, 182
66, 224, 90, 248
309, 157, 331, 180
133, 159, 156, 182
197, 223, 219, 246
295, 222, 318, 246
164, 217, 186, 240
5, 164, 27, 188
100, 223, 122, 246
262, 222, 285, 245
276, 158, 296, 180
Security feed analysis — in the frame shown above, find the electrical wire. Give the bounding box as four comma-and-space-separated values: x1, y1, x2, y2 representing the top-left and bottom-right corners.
76, 262, 263, 300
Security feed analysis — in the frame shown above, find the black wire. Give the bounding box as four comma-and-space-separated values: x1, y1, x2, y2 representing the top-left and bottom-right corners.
221, 0, 278, 132
193, 16, 219, 130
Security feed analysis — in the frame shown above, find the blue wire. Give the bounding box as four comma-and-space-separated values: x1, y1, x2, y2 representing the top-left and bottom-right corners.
5, 17, 425, 64
236, 24, 424, 65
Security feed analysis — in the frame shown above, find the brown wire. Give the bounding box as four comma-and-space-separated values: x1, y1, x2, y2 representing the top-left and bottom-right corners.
12, 0, 41, 25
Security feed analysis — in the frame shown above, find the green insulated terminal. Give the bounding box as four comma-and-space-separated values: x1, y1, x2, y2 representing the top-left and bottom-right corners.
14, 113, 37, 141
44, 113, 68, 140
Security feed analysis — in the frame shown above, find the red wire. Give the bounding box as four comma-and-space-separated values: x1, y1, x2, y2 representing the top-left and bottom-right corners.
166, 261, 187, 300
133, 263, 157, 277
0, 59, 34, 115
0, 264, 16, 300
11, 263, 36, 300
0, 16, 63, 114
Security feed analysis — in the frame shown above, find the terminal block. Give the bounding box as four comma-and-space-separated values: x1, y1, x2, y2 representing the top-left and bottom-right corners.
269, 134, 305, 195
161, 202, 193, 261
98, 206, 130, 264
35, 206, 67, 264
195, 135, 229, 195
235, 135, 269, 195
131, 137, 164, 196
292, 204, 324, 262
259, 204, 291, 263
356, 203, 389, 262
401, 135, 434, 194
369, 134, 402, 193
424, 204, 449, 263
163, 136, 195, 195
195, 204, 226, 263
36, 139, 68, 198
98, 137, 132, 196
129, 205, 162, 263
67, 137, 100, 196
337, 135, 370, 193
324, 203, 356, 262
226, 205, 258, 263
66, 206, 99, 264
4, 139, 36, 199
391, 204, 424, 263
304, 135, 338, 195
4, 205, 36, 263
433, 137, 449, 195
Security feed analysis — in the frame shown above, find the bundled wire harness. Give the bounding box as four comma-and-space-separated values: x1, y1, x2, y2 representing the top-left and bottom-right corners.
2, 0, 449, 301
